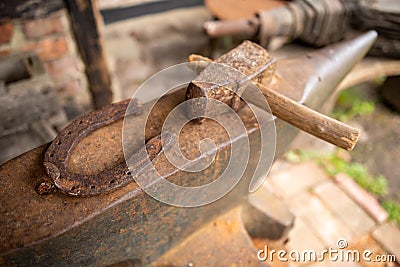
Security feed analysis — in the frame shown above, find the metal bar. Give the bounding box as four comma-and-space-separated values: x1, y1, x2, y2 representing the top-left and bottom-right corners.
101, 0, 205, 24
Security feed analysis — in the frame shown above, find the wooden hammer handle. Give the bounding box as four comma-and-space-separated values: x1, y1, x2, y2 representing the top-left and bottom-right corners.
256, 83, 359, 151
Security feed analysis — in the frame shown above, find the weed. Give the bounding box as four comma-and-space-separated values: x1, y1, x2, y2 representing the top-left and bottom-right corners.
382, 200, 400, 225
285, 150, 387, 196
373, 76, 387, 86
285, 149, 400, 224
332, 88, 375, 122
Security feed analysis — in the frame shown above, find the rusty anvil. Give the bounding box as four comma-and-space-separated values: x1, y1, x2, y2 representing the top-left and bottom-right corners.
0, 31, 377, 266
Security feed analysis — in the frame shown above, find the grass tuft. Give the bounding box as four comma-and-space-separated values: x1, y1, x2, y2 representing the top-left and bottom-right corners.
382, 200, 400, 225
332, 88, 375, 122
287, 150, 388, 196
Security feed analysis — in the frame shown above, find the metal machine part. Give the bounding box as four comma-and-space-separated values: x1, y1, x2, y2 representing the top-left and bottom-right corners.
352, 0, 400, 58
0, 32, 381, 266
204, 0, 400, 57
257, 0, 353, 47
205, 0, 353, 47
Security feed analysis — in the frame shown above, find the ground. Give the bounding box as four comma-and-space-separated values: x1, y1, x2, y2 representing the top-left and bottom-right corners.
260, 80, 400, 266
349, 81, 400, 203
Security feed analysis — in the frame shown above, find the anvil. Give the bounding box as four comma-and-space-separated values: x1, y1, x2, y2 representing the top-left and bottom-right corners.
0, 31, 377, 266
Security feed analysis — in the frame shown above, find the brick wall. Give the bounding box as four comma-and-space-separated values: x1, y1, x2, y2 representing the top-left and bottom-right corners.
0, 9, 93, 119
0, 4, 213, 114
103, 6, 212, 100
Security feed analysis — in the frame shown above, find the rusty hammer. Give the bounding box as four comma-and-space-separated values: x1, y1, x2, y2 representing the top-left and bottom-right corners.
185, 33, 378, 150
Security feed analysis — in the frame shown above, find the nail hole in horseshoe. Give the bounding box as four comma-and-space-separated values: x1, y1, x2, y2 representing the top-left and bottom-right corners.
126, 171, 131, 176
90, 185, 95, 189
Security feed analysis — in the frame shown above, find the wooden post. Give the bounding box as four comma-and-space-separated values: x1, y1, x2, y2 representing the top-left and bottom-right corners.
65, 0, 113, 108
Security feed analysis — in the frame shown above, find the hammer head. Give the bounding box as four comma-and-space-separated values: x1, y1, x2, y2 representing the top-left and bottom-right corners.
185, 41, 276, 121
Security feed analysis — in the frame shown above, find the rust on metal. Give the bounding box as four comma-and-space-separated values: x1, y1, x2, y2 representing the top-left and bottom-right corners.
37, 178, 56, 195
204, 17, 259, 38
186, 40, 276, 120
151, 207, 266, 266
205, 0, 353, 48
187, 40, 364, 151
43, 99, 146, 196
0, 33, 379, 266
1, 87, 265, 265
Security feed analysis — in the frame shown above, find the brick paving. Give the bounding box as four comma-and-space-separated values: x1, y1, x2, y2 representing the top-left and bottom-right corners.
314, 182, 375, 237
372, 223, 400, 261
262, 160, 400, 267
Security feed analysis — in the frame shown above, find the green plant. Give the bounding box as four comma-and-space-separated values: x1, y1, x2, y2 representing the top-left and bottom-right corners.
373, 76, 387, 86
332, 88, 375, 122
285, 150, 388, 196
285, 149, 400, 225
382, 200, 400, 225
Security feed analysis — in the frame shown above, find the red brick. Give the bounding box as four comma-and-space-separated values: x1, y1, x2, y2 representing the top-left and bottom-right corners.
0, 49, 12, 57
45, 56, 82, 83
23, 13, 65, 39
335, 173, 388, 223
55, 79, 82, 97
372, 222, 400, 263
21, 38, 69, 61
0, 22, 13, 46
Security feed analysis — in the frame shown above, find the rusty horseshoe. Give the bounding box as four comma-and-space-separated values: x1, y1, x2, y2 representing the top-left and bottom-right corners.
42, 98, 172, 196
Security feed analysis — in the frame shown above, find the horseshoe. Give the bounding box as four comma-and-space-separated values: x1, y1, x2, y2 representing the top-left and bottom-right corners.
42, 98, 171, 196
